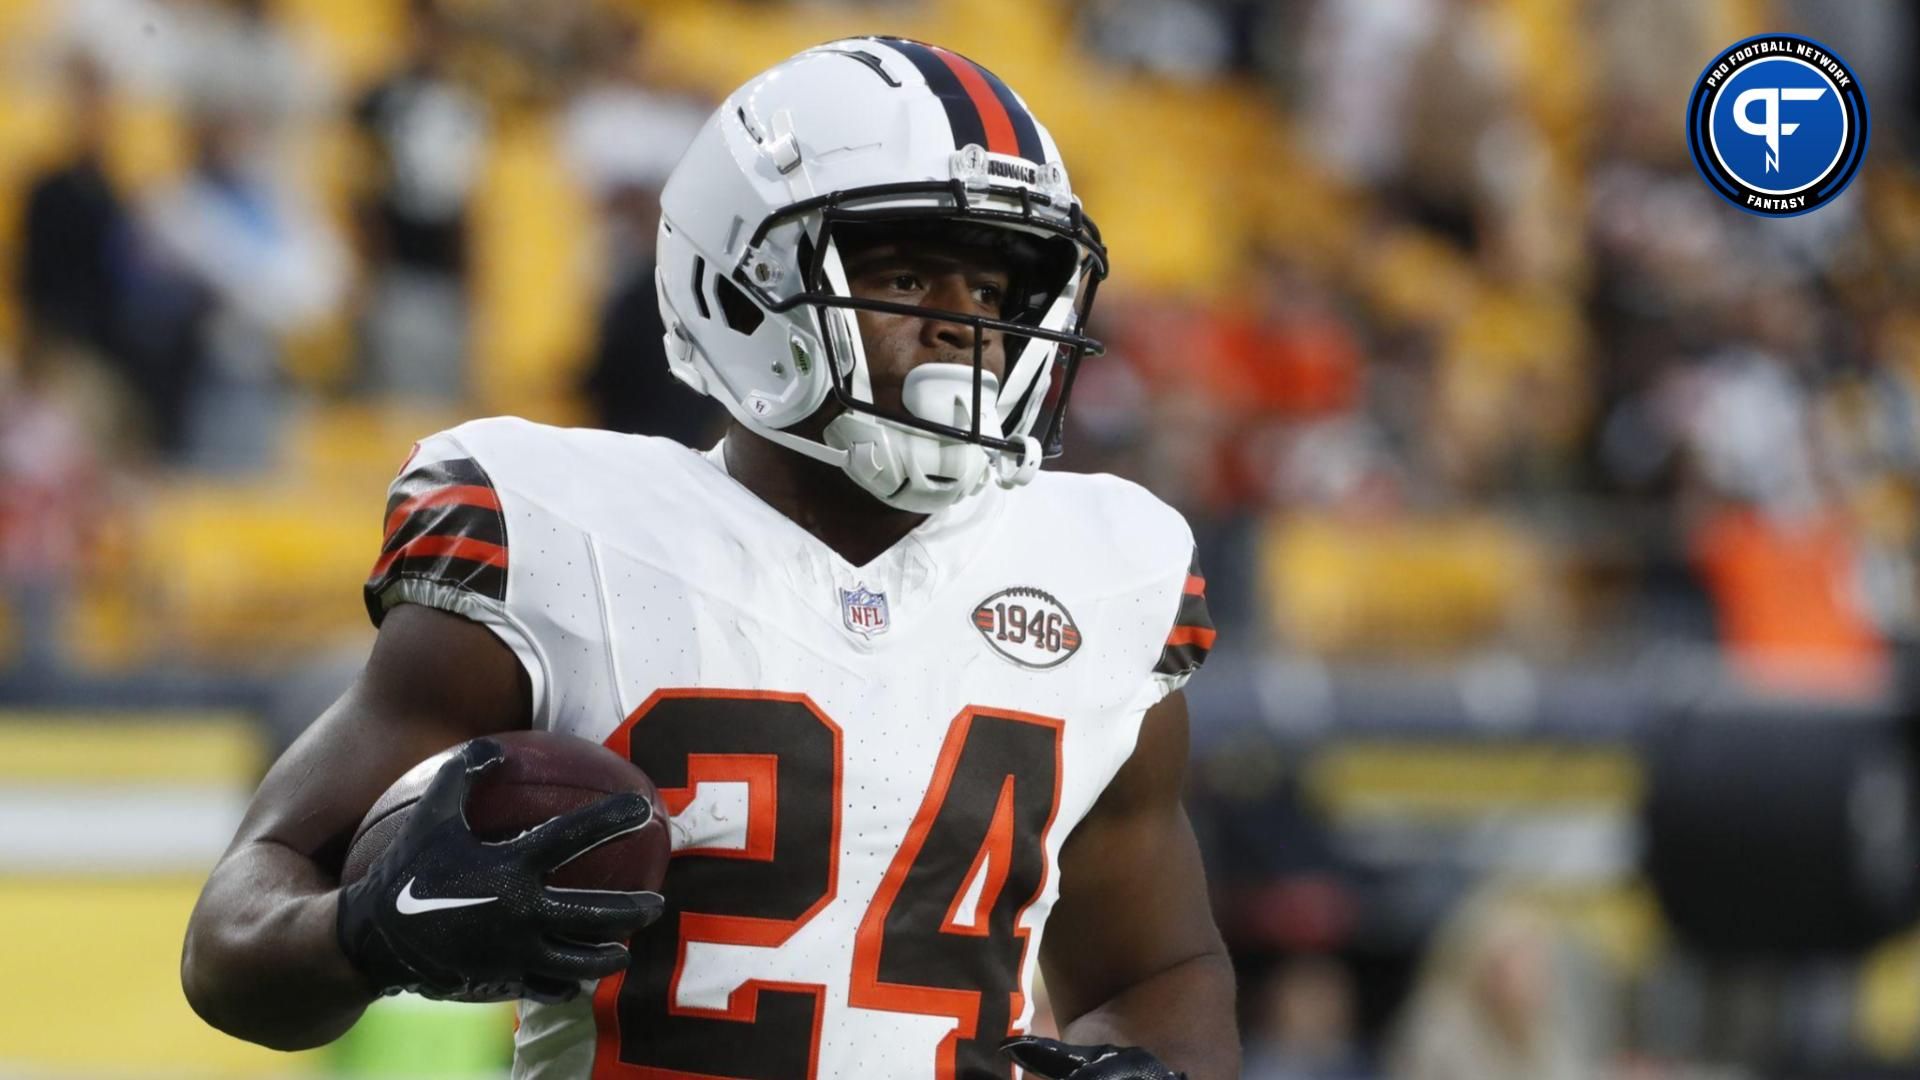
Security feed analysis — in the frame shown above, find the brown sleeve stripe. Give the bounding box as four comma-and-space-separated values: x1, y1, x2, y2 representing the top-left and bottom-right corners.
1173, 590, 1213, 632
381, 499, 506, 558
369, 534, 508, 582
1154, 638, 1211, 677
364, 454, 509, 623
1155, 547, 1215, 677
382, 457, 492, 516
1165, 625, 1217, 649
384, 484, 501, 541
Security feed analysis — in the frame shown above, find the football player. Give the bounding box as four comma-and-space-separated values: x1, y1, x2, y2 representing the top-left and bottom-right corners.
183, 37, 1238, 1080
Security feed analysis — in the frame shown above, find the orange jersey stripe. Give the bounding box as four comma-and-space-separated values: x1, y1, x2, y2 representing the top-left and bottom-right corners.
383, 484, 502, 541
1165, 625, 1217, 650
1183, 574, 1206, 596
369, 534, 508, 581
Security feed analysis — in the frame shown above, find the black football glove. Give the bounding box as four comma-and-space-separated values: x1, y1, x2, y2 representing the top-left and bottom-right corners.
1000, 1036, 1187, 1080
336, 737, 665, 1004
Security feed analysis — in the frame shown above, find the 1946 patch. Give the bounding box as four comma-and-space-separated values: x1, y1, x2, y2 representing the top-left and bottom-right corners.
971, 587, 1081, 669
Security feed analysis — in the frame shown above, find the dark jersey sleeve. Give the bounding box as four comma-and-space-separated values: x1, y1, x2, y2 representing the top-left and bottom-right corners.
364, 446, 509, 626
1152, 548, 1215, 682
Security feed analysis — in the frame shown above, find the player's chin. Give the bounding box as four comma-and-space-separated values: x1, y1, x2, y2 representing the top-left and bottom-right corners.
868, 384, 906, 417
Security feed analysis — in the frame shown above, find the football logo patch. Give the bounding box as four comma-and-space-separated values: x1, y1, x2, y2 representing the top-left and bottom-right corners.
841, 584, 890, 637
972, 587, 1081, 669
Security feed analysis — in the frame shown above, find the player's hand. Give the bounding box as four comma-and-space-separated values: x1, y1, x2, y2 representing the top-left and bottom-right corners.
1000, 1035, 1187, 1080
335, 737, 665, 1003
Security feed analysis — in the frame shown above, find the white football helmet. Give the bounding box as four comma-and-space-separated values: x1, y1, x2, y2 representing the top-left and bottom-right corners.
655, 36, 1108, 512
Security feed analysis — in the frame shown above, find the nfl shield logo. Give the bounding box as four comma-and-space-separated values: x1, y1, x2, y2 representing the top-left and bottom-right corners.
840, 584, 890, 638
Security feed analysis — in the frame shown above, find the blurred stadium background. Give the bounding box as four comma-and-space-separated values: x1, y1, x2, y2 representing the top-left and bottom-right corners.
1, 0, 1919, 1077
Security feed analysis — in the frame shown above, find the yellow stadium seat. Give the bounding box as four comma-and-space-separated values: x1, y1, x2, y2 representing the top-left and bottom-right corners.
1263, 511, 1558, 656
137, 479, 379, 659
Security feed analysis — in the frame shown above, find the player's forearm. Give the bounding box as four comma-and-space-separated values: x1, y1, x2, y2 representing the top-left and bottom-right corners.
1056, 950, 1240, 1080
181, 839, 376, 1050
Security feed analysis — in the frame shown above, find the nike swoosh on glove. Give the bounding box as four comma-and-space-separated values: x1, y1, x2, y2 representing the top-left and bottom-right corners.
336, 737, 665, 1003
1000, 1035, 1187, 1080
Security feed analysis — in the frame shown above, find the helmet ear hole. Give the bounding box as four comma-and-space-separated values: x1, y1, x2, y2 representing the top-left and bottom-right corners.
714, 275, 767, 335
690, 256, 712, 319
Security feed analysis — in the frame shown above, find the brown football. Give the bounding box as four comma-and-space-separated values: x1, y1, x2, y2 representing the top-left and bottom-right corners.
341, 730, 671, 893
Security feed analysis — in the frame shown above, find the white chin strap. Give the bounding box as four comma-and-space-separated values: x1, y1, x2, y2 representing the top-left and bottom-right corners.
823, 364, 1038, 513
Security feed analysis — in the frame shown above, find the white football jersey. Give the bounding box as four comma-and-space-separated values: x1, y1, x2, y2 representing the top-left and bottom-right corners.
364, 417, 1215, 1080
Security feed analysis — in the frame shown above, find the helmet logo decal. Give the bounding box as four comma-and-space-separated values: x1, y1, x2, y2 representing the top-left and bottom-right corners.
972, 587, 1081, 669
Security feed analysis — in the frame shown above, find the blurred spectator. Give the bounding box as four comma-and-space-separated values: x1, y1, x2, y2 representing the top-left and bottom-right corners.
557, 12, 703, 201
351, 0, 487, 402
1390, 0, 1531, 253
0, 345, 110, 678
1216, 253, 1367, 497
461, 0, 607, 101
18, 54, 129, 370
17, 52, 207, 459
142, 106, 346, 471
166, 0, 330, 126
1387, 890, 1608, 1080
1297, 0, 1441, 186
1641, 283, 1894, 694
1077, 0, 1236, 82
1589, 0, 1713, 165
1243, 955, 1373, 1080
575, 179, 720, 446
52, 0, 329, 120
48, 0, 176, 96
1689, 501, 1887, 695
561, 11, 717, 444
